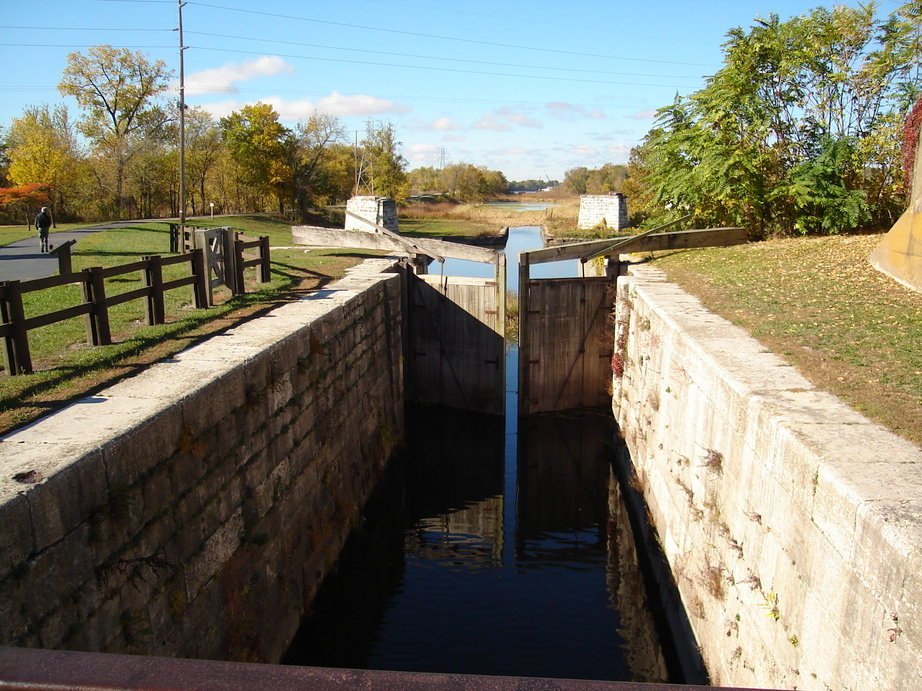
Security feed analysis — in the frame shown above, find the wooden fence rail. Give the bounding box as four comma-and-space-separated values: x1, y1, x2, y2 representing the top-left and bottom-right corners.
0, 250, 208, 376
233, 234, 271, 293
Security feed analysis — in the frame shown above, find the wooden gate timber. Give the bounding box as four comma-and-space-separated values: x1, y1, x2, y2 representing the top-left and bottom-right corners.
407, 257, 506, 415
518, 275, 614, 415
290, 223, 506, 414
518, 226, 748, 414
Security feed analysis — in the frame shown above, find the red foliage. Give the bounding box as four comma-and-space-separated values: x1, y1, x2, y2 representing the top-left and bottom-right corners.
902, 95, 922, 190
0, 183, 52, 210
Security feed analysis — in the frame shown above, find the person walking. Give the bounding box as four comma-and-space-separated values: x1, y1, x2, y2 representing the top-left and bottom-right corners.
34, 207, 54, 253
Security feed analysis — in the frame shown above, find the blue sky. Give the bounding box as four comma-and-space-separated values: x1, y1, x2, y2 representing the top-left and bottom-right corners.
0, 0, 901, 181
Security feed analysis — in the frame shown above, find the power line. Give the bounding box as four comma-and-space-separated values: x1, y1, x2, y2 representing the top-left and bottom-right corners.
0, 25, 173, 31
188, 1, 718, 69
185, 30, 705, 81
190, 45, 698, 89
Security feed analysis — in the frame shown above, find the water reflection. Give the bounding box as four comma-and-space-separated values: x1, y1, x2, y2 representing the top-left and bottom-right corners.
283, 405, 669, 682
437, 225, 579, 289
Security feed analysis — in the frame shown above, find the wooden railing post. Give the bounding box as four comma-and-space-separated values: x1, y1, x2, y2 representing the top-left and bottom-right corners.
259, 236, 271, 283
143, 255, 165, 326
169, 223, 179, 253
0, 281, 32, 375
191, 248, 208, 309
233, 238, 246, 295
81, 267, 111, 346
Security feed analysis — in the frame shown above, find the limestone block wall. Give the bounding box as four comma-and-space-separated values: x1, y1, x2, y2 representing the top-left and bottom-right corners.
577, 193, 629, 230
345, 196, 398, 233
611, 265, 922, 690
0, 259, 405, 663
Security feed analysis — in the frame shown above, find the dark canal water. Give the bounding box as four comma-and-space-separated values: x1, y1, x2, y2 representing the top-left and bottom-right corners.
282, 226, 679, 682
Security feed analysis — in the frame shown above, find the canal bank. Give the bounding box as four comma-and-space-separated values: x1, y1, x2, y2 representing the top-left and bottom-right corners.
612, 263, 922, 689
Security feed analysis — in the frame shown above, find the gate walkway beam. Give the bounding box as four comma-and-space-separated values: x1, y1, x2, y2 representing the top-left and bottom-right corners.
521, 226, 747, 266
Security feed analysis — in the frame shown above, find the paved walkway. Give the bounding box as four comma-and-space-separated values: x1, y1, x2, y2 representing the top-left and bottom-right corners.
0, 221, 165, 282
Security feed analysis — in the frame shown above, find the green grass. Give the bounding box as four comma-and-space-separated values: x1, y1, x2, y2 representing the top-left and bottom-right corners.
0, 216, 369, 433
0, 222, 98, 247
647, 232, 922, 446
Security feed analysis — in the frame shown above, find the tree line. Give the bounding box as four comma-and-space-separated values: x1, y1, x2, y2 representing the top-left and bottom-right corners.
0, 45, 416, 224
623, 1, 922, 236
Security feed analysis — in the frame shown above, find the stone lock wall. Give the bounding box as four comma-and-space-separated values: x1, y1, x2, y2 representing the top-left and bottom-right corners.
611, 265, 922, 689
577, 193, 629, 231
0, 260, 405, 663
345, 196, 398, 233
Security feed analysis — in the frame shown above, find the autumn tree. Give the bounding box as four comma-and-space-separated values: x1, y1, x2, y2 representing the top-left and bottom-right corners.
7, 104, 87, 216
220, 103, 293, 212
291, 113, 346, 213
58, 45, 173, 217
184, 107, 223, 215
0, 183, 52, 226
359, 120, 408, 200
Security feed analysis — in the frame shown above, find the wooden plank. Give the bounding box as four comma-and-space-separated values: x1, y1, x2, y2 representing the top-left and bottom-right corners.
19, 272, 86, 293
520, 276, 614, 414
523, 227, 747, 265
291, 226, 498, 264
24, 303, 93, 330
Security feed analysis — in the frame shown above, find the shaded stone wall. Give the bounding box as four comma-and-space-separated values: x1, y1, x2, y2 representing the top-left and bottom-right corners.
577, 193, 629, 230
611, 265, 922, 689
0, 260, 405, 663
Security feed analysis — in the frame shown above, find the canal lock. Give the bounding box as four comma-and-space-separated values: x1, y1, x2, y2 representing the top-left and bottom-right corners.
281, 226, 705, 684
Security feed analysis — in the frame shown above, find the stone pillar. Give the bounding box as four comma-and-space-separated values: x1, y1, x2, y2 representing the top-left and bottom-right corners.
345, 196, 399, 233
577, 193, 629, 231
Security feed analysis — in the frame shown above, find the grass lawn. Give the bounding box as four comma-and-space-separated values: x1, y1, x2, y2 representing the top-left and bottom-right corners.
646, 232, 922, 447
0, 216, 372, 434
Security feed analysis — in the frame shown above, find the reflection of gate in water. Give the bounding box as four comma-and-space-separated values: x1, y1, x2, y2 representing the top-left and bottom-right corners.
407, 257, 506, 416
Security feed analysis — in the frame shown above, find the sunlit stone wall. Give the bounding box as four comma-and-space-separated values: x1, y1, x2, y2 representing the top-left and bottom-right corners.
612, 264, 922, 690
0, 260, 405, 663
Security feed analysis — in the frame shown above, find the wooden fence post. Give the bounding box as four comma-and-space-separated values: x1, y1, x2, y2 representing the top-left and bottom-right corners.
259, 236, 271, 283
143, 255, 165, 326
0, 281, 32, 375
169, 223, 179, 253
81, 267, 111, 346
234, 238, 246, 295
191, 248, 208, 309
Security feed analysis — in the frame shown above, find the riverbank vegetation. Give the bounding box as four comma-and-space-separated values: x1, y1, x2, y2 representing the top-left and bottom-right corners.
624, 3, 921, 237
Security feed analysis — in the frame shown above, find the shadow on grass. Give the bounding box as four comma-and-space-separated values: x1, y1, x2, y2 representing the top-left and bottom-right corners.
0, 263, 342, 434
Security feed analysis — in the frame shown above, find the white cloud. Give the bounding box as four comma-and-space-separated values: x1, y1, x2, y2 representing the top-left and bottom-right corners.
496, 107, 542, 128
420, 116, 463, 131
185, 56, 294, 96
471, 114, 510, 131
569, 145, 598, 157
606, 142, 632, 162
196, 92, 408, 122
406, 143, 440, 165
545, 102, 606, 121
315, 92, 409, 117
471, 107, 542, 131
631, 109, 658, 120
443, 134, 466, 142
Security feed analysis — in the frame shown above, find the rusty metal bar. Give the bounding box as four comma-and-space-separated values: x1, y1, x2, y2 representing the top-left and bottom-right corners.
0, 646, 733, 690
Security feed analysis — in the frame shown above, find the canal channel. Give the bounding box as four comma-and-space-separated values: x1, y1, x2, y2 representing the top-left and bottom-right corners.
282, 223, 687, 683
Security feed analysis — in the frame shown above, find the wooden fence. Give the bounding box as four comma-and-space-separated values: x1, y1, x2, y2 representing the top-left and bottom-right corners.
0, 234, 272, 376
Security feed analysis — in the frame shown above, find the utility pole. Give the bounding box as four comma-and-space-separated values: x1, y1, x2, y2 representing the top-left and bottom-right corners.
177, 0, 187, 227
